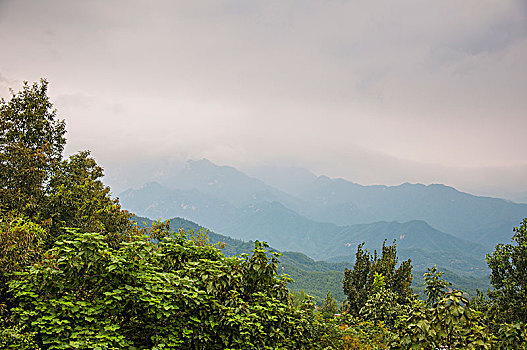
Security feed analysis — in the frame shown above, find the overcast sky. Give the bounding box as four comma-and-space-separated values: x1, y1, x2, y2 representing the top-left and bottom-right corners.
1, 0, 527, 200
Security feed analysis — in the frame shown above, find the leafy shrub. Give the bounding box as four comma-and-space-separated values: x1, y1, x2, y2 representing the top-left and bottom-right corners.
0, 215, 47, 317
0, 323, 40, 350
9, 229, 315, 349
392, 290, 494, 349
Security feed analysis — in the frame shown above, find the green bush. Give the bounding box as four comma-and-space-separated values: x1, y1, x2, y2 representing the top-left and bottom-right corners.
392, 291, 494, 349
9, 229, 315, 349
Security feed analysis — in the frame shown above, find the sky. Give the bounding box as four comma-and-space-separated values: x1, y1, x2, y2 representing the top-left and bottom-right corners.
1, 0, 527, 201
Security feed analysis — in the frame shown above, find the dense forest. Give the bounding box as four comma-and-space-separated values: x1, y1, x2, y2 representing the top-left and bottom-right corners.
1, 81, 526, 348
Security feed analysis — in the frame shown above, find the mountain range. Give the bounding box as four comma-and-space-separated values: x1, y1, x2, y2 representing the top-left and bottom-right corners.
119, 158, 527, 275
133, 215, 490, 303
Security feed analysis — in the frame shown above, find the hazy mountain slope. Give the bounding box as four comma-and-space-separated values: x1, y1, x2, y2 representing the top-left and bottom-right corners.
158, 159, 306, 210
121, 159, 526, 249
184, 201, 489, 274
243, 165, 318, 196
463, 219, 522, 248
214, 201, 339, 256
325, 220, 487, 259
120, 158, 525, 268
298, 178, 527, 246
121, 182, 239, 230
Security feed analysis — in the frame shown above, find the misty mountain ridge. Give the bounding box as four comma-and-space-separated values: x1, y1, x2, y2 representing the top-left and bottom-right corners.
120, 159, 527, 246
295, 177, 526, 246
119, 158, 526, 278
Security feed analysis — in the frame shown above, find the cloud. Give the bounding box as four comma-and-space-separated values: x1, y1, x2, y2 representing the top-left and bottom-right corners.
1, 0, 526, 198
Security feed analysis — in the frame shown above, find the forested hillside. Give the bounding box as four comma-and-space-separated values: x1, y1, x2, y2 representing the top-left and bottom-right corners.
1, 81, 526, 349
124, 186, 492, 274
134, 215, 491, 303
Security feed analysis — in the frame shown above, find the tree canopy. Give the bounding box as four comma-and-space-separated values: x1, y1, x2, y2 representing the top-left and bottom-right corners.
342, 240, 414, 316
9, 230, 314, 349
487, 218, 527, 324
0, 79, 131, 246
0, 80, 66, 217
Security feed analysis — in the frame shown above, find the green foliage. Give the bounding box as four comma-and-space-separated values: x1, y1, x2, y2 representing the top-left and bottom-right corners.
359, 273, 410, 328
8, 229, 315, 349
0, 79, 66, 217
289, 290, 313, 310
372, 271, 386, 292
342, 241, 413, 317
0, 81, 133, 324
487, 218, 527, 324
283, 263, 346, 305
0, 215, 47, 319
0, 80, 131, 241
320, 291, 338, 319
0, 323, 40, 350
424, 265, 451, 307
0, 216, 46, 278
495, 322, 527, 349
135, 215, 350, 304
470, 289, 491, 315
393, 290, 494, 349
45, 151, 132, 245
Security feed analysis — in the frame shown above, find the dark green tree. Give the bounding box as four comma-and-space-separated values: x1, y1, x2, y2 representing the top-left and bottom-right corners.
0, 81, 132, 330
0, 80, 131, 242
0, 80, 66, 217
486, 218, 527, 324
44, 151, 132, 245
342, 241, 413, 316
0, 216, 47, 320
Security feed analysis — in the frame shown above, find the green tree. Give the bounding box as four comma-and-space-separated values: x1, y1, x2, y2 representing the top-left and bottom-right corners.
0, 80, 66, 217
342, 241, 413, 317
486, 218, 527, 324
359, 272, 408, 327
0, 216, 47, 318
44, 151, 132, 245
423, 265, 451, 308
0, 81, 132, 243
320, 291, 338, 319
0, 80, 133, 336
